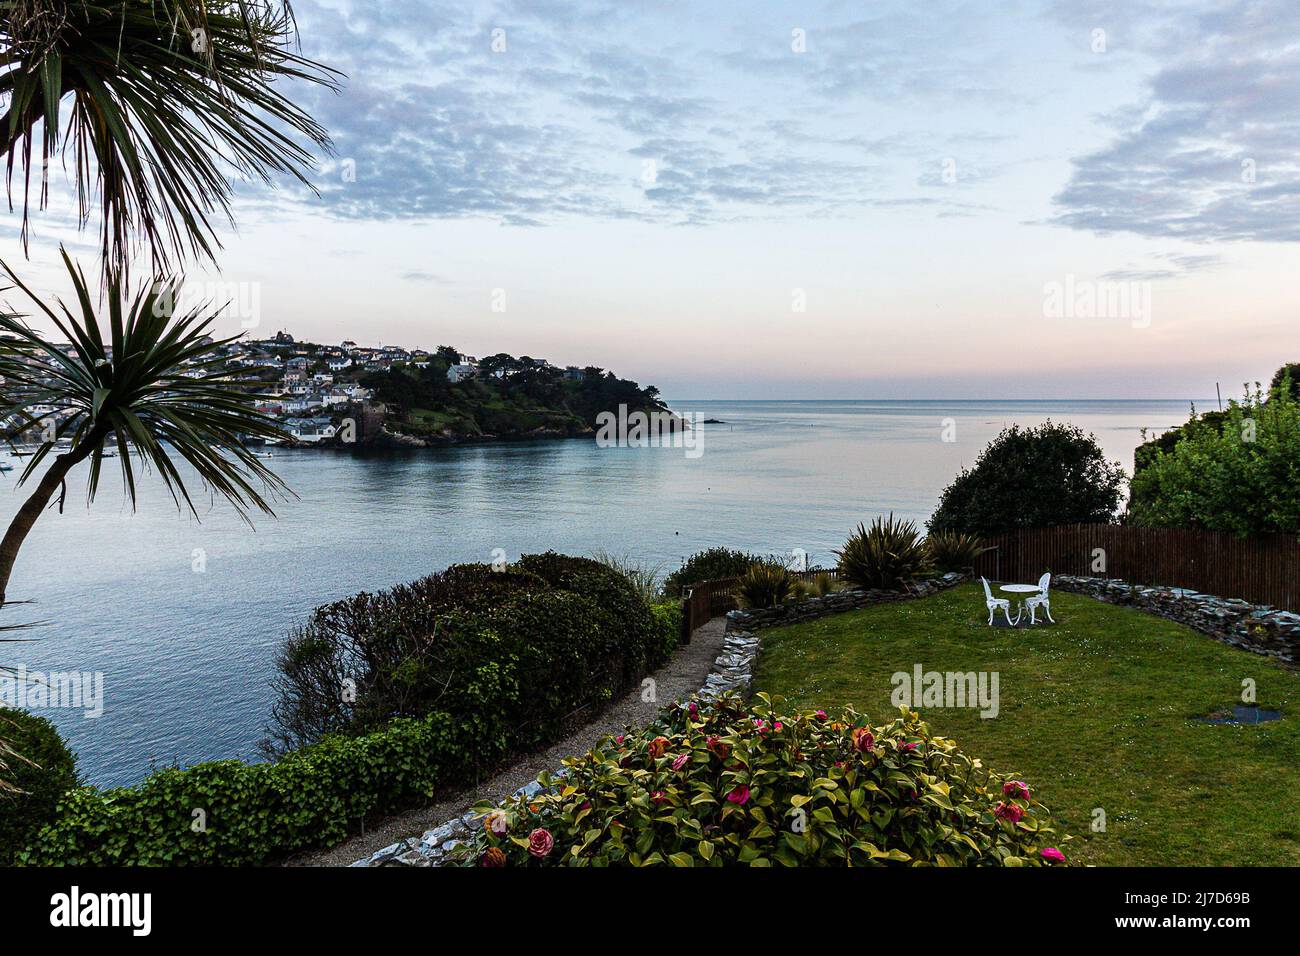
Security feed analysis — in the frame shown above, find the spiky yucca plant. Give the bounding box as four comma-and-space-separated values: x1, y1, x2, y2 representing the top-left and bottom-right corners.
736, 562, 793, 610
923, 531, 990, 573
0, 249, 291, 601
835, 513, 930, 591
0, 0, 338, 274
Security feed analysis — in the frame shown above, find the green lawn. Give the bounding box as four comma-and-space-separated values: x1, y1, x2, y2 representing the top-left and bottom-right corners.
753, 583, 1300, 866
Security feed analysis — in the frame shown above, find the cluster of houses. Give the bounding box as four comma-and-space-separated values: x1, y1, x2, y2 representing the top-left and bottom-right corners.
3, 329, 593, 446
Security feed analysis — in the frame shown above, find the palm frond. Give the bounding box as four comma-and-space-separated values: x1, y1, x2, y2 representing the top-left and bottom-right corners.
0, 1, 339, 276
0, 247, 293, 523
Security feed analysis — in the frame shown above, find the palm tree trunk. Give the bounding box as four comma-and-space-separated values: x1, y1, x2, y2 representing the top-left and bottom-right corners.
0, 443, 95, 604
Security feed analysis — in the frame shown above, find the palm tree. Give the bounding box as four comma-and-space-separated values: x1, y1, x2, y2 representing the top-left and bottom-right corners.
0, 248, 292, 602
0, 0, 338, 275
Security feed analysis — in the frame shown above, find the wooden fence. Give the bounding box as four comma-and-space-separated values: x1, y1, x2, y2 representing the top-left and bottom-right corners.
681, 568, 840, 639
970, 525, 1300, 611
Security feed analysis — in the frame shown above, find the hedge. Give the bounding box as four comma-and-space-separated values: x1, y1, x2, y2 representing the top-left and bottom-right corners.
20, 553, 685, 865
21, 710, 475, 865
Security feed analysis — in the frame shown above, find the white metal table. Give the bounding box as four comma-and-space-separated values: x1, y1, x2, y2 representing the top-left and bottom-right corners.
1000, 583, 1042, 624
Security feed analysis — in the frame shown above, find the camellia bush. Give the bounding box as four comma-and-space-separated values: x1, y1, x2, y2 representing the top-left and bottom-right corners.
453, 694, 1069, 867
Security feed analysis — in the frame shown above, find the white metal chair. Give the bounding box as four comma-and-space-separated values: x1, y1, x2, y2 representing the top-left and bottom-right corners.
1022, 572, 1055, 624
981, 577, 1019, 626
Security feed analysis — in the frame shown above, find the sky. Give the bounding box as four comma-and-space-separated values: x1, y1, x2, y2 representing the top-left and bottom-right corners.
5, 0, 1299, 399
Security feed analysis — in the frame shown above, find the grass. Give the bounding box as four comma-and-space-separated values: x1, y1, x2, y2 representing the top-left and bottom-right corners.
753, 583, 1300, 866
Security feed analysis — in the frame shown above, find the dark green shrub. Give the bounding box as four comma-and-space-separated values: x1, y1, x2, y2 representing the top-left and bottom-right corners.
22, 709, 470, 866
924, 531, 989, 572
663, 547, 758, 597
736, 562, 792, 609
267, 554, 661, 753
453, 694, 1069, 867
836, 514, 929, 590
928, 422, 1125, 536
0, 710, 79, 863
649, 602, 684, 660
30, 553, 680, 865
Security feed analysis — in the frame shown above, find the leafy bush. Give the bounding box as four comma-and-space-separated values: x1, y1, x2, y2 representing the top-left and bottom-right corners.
649, 602, 684, 660
836, 514, 929, 590
0, 710, 79, 863
788, 579, 809, 603
454, 694, 1068, 867
1129, 383, 1300, 535
928, 422, 1125, 536
267, 552, 661, 753
1269, 363, 1300, 401
663, 547, 759, 597
924, 531, 989, 572
22, 709, 471, 866
736, 563, 792, 609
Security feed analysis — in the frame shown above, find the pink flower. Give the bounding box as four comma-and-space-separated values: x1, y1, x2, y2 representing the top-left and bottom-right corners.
1040, 847, 1065, 863
851, 728, 875, 753
726, 784, 750, 805
773, 721, 783, 732
671, 753, 690, 771
616, 735, 625, 745
1003, 780, 1030, 800
650, 790, 669, 805
813, 710, 828, 721
897, 739, 917, 752
483, 810, 509, 836
688, 701, 699, 718
995, 802, 1024, 823
527, 827, 554, 858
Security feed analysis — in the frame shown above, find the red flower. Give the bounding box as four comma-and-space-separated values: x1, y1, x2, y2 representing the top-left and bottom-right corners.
650, 789, 669, 805
480, 847, 507, 867
995, 802, 1025, 823
706, 735, 731, 759
813, 710, 828, 721
1003, 780, 1030, 800
688, 701, 699, 718
726, 784, 750, 805
527, 827, 554, 858
648, 736, 670, 759
851, 727, 875, 753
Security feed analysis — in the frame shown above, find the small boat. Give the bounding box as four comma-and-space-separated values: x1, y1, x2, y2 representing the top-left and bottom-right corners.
254, 451, 274, 460
0, 463, 11, 472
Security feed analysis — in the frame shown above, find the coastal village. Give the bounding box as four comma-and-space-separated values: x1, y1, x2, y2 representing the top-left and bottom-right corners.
1, 329, 601, 447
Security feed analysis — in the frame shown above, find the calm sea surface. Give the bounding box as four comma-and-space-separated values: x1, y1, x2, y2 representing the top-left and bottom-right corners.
2, 398, 1202, 787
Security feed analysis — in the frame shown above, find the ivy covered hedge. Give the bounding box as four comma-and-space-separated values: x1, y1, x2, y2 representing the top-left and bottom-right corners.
454, 694, 1069, 867
19, 553, 683, 865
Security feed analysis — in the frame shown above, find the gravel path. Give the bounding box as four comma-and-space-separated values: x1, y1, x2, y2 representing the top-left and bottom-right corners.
288, 618, 728, 866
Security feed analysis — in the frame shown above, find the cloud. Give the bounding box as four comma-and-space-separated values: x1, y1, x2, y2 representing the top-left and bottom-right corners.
1050, 0, 1300, 242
